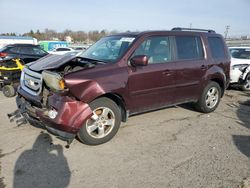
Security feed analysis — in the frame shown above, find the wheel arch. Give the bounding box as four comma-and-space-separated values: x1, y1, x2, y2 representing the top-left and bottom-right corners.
210, 78, 225, 97
95, 93, 128, 122
204, 65, 227, 97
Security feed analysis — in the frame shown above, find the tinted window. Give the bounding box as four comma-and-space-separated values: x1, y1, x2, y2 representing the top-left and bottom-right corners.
32, 47, 47, 55
9, 47, 20, 53
208, 37, 226, 58
175, 36, 204, 60
74, 47, 85, 50
18, 47, 34, 55
56, 48, 71, 51
132, 36, 171, 64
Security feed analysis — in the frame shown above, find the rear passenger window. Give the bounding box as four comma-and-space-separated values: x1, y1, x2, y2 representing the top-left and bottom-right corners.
19, 47, 33, 55
175, 36, 204, 60
208, 37, 226, 58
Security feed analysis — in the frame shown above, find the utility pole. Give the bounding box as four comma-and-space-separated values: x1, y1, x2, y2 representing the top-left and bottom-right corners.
225, 25, 230, 39
189, 23, 192, 29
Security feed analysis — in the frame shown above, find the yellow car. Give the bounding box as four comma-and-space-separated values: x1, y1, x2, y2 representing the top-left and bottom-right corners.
0, 58, 24, 97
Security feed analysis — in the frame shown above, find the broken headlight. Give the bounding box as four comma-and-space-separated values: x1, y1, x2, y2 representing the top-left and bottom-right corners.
42, 71, 65, 91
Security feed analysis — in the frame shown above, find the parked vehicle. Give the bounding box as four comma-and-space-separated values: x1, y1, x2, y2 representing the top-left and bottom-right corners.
49, 47, 75, 55
16, 28, 230, 145
0, 44, 48, 64
0, 57, 24, 97
72, 47, 87, 52
229, 47, 250, 91
39, 41, 68, 52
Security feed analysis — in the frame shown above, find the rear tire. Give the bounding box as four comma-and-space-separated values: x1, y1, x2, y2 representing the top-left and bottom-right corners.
195, 81, 222, 113
2, 85, 16, 97
78, 97, 121, 145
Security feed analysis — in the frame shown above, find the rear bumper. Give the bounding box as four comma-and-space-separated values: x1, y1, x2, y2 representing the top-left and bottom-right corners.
16, 90, 93, 140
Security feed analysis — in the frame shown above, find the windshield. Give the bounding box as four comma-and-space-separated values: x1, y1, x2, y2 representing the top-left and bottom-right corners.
230, 48, 250, 59
79, 36, 135, 63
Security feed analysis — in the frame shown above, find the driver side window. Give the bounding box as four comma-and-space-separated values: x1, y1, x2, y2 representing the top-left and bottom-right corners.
132, 36, 171, 64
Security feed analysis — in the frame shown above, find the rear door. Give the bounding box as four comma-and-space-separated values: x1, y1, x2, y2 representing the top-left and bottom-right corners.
18, 47, 36, 63
127, 36, 176, 113
207, 36, 230, 85
173, 35, 206, 102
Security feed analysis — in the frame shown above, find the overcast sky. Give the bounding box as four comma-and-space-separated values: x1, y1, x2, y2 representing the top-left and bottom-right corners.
0, 0, 249, 36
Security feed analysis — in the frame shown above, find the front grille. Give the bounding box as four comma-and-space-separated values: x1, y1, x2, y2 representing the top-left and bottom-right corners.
20, 68, 43, 96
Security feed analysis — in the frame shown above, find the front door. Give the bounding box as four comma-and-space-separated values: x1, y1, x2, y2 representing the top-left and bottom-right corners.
127, 36, 176, 114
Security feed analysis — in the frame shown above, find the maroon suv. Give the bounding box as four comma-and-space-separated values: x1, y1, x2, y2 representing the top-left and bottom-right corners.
16, 28, 230, 145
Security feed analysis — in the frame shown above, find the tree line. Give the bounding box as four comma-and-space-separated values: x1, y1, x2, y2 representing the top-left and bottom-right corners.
0, 29, 119, 43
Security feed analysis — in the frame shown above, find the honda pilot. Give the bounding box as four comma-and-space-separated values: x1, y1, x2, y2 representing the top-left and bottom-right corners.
16, 28, 230, 145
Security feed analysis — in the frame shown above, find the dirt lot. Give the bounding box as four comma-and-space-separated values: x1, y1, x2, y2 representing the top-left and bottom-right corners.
0, 89, 249, 188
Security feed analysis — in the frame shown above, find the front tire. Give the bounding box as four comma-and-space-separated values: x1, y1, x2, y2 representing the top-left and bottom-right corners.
78, 97, 121, 145
195, 81, 222, 113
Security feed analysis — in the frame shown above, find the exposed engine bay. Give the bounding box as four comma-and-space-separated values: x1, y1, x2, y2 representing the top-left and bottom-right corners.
61, 57, 102, 74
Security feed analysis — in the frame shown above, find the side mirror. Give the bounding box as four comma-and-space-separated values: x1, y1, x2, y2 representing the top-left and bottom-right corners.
130, 55, 148, 66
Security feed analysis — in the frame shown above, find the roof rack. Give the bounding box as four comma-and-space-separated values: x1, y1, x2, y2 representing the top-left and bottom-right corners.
171, 27, 215, 33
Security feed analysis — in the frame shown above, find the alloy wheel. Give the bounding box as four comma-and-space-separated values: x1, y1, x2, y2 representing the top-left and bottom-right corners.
205, 87, 219, 109
86, 107, 115, 139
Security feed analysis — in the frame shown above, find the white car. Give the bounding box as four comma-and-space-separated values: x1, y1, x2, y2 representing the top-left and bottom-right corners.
229, 47, 250, 91
49, 47, 75, 55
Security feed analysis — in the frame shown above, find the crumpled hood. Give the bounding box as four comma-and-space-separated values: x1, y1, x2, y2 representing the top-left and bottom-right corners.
28, 52, 79, 72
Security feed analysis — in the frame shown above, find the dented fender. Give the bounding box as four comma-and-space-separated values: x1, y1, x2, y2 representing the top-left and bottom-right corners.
64, 65, 129, 103
65, 79, 105, 103
36, 94, 93, 134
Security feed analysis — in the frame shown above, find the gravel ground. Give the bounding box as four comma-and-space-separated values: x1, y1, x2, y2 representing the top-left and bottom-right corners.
0, 89, 249, 188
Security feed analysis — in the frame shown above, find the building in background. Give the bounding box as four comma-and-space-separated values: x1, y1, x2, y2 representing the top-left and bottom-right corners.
65, 36, 72, 43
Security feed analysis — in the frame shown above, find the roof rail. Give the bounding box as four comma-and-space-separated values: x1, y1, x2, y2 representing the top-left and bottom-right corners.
171, 27, 215, 33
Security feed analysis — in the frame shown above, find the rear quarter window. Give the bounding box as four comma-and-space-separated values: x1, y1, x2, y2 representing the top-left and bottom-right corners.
32, 47, 47, 55
208, 37, 226, 59
175, 36, 204, 60
8, 47, 20, 53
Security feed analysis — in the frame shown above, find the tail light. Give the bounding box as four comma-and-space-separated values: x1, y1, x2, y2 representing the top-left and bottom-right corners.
0, 52, 8, 57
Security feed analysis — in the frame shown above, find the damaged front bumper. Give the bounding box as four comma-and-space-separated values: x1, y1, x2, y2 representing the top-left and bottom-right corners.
16, 89, 93, 142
